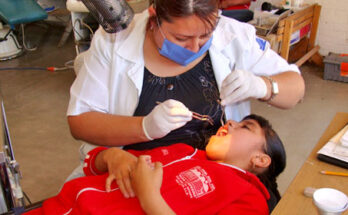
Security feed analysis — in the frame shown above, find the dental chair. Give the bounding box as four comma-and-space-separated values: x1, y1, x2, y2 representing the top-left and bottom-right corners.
0, 0, 47, 60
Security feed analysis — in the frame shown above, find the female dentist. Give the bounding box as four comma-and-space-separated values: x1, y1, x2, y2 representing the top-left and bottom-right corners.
66, 0, 304, 179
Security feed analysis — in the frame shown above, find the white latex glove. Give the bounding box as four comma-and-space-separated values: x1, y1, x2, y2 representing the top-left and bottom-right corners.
142, 99, 192, 140
220, 69, 267, 106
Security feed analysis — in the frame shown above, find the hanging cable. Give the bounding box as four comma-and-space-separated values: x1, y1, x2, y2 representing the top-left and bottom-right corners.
64, 59, 74, 69
0, 60, 75, 72
9, 33, 22, 50
21, 24, 37, 51
80, 19, 94, 38
0, 28, 12, 42
0, 67, 69, 72
0, 67, 47, 71
0, 57, 75, 72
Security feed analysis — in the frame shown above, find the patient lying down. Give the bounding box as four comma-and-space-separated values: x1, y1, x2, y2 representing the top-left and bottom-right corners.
25, 114, 286, 215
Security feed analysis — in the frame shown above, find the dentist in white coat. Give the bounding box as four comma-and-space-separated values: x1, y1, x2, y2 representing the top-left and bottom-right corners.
66, 0, 304, 183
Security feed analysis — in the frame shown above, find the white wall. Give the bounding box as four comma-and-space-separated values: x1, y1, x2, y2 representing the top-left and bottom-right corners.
308, 0, 348, 55
252, 0, 348, 55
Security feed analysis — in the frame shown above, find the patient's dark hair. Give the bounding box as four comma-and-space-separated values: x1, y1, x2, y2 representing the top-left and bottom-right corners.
243, 114, 286, 212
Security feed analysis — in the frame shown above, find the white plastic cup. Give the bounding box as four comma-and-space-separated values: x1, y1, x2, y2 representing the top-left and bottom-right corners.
313, 188, 348, 215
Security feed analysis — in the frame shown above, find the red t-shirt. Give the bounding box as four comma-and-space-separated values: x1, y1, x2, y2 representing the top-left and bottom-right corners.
223, 0, 256, 10
25, 144, 269, 215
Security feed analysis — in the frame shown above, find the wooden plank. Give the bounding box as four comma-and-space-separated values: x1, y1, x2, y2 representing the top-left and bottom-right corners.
292, 18, 312, 32
295, 45, 320, 66
277, 26, 285, 35
278, 5, 315, 27
309, 52, 324, 67
293, 12, 313, 25
277, 17, 311, 40
277, 11, 313, 35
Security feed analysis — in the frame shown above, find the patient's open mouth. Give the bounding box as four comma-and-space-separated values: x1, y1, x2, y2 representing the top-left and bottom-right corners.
216, 128, 228, 136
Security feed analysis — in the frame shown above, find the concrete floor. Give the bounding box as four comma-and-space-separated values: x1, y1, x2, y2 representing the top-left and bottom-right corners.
1, 23, 348, 205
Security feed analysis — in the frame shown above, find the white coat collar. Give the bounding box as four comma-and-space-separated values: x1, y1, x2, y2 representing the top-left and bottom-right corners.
209, 16, 238, 91
116, 10, 149, 65
209, 16, 242, 121
211, 15, 238, 51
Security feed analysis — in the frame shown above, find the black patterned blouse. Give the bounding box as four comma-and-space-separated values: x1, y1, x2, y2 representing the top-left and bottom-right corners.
125, 53, 224, 150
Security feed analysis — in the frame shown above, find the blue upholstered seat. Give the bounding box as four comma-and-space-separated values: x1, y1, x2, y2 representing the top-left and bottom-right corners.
0, 0, 47, 25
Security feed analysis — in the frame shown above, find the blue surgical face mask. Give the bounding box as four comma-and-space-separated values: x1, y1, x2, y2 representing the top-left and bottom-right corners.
156, 18, 213, 66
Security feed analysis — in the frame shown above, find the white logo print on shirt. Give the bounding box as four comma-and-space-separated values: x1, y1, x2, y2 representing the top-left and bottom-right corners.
176, 166, 215, 199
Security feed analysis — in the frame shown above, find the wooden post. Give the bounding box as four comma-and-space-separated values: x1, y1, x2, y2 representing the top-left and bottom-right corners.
308, 4, 321, 51
280, 19, 294, 61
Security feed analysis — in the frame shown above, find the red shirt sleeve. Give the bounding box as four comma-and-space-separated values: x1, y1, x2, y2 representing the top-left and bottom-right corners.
83, 144, 197, 176
83, 146, 108, 176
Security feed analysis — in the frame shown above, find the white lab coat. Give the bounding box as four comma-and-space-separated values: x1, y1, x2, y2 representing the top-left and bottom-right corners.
68, 9, 300, 122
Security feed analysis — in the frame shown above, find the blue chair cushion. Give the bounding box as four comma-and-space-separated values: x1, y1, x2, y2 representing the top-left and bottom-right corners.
0, 0, 48, 25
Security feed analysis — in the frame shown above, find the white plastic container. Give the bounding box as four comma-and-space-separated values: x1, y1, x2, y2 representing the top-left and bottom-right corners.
313, 188, 348, 215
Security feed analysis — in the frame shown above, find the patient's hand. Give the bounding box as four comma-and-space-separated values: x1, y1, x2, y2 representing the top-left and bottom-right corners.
102, 148, 138, 198
131, 155, 163, 198
131, 156, 172, 215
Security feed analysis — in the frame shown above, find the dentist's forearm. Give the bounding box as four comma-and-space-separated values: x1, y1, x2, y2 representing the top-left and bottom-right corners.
261, 71, 305, 109
68, 112, 148, 146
